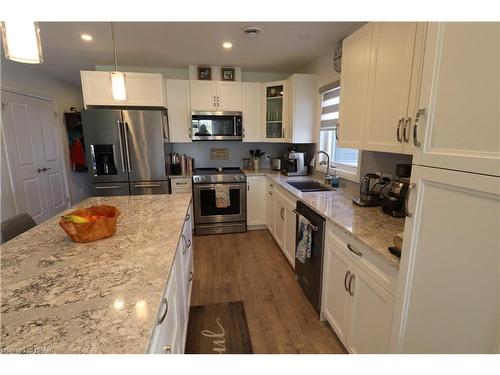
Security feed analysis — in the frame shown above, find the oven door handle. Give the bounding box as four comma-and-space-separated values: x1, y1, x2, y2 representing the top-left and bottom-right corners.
197, 184, 244, 190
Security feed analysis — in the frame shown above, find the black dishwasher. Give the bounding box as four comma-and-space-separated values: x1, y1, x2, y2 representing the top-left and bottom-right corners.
294, 201, 326, 316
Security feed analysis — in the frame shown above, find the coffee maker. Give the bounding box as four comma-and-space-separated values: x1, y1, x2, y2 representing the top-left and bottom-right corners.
283, 150, 308, 176
381, 164, 412, 217
352, 173, 385, 207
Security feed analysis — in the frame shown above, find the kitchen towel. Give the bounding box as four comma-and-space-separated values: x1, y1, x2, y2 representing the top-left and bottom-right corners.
215, 184, 230, 208
296, 215, 312, 264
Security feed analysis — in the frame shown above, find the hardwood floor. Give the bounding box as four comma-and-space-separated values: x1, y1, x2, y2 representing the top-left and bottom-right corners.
191, 229, 347, 354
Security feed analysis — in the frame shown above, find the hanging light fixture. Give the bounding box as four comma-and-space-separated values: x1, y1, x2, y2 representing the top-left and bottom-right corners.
1, 21, 43, 64
110, 22, 126, 101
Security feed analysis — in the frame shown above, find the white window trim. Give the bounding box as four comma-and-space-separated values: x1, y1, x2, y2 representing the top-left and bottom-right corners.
315, 154, 362, 183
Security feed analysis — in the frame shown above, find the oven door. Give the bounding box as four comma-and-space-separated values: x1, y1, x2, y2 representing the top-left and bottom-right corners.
191, 112, 242, 141
193, 183, 246, 224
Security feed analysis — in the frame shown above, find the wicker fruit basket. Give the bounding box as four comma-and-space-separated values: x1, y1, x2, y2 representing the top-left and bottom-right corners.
59, 205, 120, 243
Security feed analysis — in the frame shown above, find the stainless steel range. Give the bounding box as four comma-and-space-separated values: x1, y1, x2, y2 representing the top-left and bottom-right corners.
192, 167, 247, 235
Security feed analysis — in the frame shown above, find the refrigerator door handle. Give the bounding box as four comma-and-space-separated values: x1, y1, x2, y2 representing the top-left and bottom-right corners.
162, 110, 170, 141
116, 121, 126, 173
123, 122, 132, 172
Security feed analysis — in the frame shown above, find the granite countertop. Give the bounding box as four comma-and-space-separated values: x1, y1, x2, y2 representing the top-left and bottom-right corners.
242, 169, 403, 268
0, 194, 192, 354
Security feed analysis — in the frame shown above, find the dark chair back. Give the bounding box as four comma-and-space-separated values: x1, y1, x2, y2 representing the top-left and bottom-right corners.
1, 213, 37, 244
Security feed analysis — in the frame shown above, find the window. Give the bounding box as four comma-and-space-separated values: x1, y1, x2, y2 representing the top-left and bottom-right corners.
317, 81, 360, 180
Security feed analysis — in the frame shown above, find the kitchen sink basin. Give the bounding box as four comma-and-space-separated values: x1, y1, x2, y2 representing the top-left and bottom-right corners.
286, 181, 333, 192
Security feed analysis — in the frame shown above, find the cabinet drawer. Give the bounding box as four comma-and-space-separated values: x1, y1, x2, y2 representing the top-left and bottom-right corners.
326, 223, 398, 295
171, 178, 192, 188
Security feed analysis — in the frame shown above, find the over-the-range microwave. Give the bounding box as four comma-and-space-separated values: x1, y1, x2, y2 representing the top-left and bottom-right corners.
191, 111, 243, 141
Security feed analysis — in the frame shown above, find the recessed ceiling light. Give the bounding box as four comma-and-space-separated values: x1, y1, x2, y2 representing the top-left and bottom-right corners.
222, 41, 232, 49
80, 34, 93, 41
243, 26, 262, 38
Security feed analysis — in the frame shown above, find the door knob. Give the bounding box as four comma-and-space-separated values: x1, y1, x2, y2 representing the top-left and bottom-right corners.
163, 345, 172, 354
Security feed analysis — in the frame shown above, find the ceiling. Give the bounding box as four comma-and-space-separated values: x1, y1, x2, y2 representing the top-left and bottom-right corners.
34, 22, 364, 84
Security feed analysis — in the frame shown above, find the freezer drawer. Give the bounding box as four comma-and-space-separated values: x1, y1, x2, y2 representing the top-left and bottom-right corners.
130, 181, 169, 195
91, 182, 130, 196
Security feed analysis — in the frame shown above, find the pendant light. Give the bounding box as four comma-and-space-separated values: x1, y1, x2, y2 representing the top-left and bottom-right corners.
110, 22, 126, 101
1, 21, 43, 64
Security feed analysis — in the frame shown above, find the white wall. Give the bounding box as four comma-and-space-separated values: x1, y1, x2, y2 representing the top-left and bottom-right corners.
95, 65, 289, 82
1, 57, 89, 219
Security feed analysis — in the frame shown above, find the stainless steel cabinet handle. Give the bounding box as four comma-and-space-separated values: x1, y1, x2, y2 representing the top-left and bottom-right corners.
396, 117, 404, 142
117, 121, 126, 172
133, 183, 161, 188
280, 207, 285, 220
95, 185, 122, 190
269, 191, 273, 195
163, 345, 171, 354
270, 184, 274, 188
157, 297, 168, 325
344, 270, 351, 292
347, 243, 362, 257
188, 271, 193, 282
336, 123, 340, 140
123, 122, 132, 172
405, 182, 416, 217
413, 109, 424, 147
348, 274, 355, 297
182, 234, 187, 254
185, 214, 190, 221
403, 117, 411, 143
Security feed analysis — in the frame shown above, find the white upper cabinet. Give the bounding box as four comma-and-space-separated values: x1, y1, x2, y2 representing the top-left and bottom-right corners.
338, 24, 373, 149
364, 23, 422, 154
81, 71, 166, 107
189, 81, 218, 111
189, 80, 242, 111
242, 82, 263, 142
413, 22, 500, 176
166, 79, 192, 143
286, 74, 318, 144
263, 80, 287, 142
217, 81, 242, 111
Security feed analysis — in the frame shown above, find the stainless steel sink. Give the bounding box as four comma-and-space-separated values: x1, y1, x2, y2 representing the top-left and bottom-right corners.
286, 180, 333, 192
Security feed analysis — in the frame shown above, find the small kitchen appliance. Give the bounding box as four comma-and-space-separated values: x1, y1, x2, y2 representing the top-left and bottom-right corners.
381, 164, 412, 217
271, 157, 282, 171
283, 151, 307, 176
352, 173, 384, 207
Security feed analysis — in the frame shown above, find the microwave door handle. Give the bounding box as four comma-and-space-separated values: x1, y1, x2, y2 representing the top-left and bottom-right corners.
162, 110, 170, 141
234, 116, 237, 136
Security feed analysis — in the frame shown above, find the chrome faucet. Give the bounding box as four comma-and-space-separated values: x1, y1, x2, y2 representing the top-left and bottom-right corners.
310, 150, 333, 185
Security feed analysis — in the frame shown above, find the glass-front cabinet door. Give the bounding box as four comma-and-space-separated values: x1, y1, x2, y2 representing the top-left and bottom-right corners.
263, 81, 286, 141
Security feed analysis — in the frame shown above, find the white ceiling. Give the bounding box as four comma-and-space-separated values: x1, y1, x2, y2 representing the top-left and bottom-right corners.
35, 22, 364, 84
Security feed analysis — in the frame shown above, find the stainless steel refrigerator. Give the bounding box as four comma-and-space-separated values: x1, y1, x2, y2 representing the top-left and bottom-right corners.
81, 109, 171, 196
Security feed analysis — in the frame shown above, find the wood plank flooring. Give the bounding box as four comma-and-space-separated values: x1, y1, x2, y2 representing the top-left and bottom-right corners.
191, 229, 347, 354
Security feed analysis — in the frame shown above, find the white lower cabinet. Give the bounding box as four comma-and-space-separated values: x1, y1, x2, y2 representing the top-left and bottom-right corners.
322, 227, 396, 353
148, 203, 193, 354
266, 181, 275, 234
246, 176, 267, 227
268, 183, 296, 268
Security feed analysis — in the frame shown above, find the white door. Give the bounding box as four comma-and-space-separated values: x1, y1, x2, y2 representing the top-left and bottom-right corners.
283, 201, 297, 267
346, 262, 395, 354
363, 22, 417, 153
338, 23, 373, 149
1, 91, 68, 223
246, 176, 266, 226
391, 165, 500, 353
322, 240, 352, 344
217, 81, 242, 111
189, 81, 217, 111
125, 73, 165, 107
166, 79, 192, 143
242, 82, 262, 142
413, 22, 500, 176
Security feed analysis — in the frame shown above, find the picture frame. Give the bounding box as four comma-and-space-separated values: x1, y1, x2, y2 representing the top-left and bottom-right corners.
198, 66, 212, 80
221, 67, 235, 81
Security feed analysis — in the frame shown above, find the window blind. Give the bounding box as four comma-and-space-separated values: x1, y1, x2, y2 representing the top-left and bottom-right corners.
320, 80, 340, 130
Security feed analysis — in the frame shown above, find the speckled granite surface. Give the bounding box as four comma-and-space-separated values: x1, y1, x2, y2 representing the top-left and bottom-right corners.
243, 169, 403, 268
0, 194, 192, 354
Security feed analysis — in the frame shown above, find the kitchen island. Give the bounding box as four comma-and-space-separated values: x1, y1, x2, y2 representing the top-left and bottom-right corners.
0, 194, 192, 354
